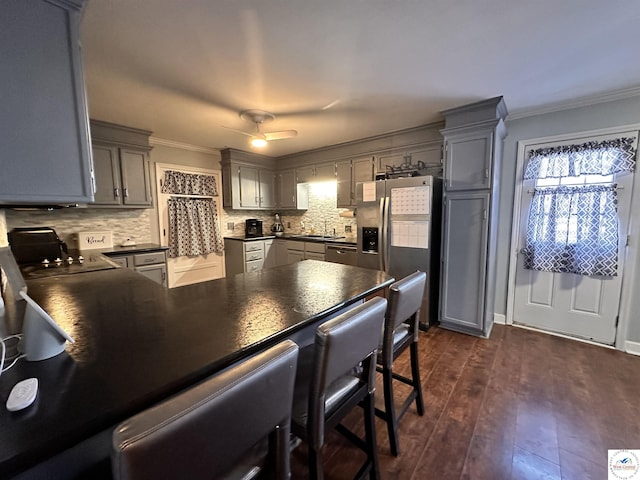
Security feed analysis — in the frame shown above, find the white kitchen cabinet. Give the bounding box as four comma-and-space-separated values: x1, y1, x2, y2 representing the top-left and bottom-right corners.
0, 0, 94, 205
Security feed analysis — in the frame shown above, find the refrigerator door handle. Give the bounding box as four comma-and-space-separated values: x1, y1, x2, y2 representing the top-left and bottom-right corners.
380, 195, 389, 272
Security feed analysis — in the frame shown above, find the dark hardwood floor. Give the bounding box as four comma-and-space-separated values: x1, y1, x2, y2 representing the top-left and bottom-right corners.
290, 324, 640, 479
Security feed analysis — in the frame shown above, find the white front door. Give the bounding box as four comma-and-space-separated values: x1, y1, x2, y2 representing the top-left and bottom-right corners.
512, 139, 635, 345
156, 164, 226, 288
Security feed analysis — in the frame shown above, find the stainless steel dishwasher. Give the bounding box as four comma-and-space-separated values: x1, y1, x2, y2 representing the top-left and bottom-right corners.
325, 244, 357, 266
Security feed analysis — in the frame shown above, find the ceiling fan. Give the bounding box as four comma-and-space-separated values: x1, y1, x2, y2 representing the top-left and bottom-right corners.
223, 109, 298, 147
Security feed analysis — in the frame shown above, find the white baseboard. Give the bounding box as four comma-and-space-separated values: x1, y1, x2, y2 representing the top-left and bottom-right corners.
625, 341, 640, 356
493, 313, 506, 325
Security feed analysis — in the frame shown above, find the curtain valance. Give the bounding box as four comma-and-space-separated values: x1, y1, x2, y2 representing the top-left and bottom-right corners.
161, 170, 218, 196
524, 137, 636, 180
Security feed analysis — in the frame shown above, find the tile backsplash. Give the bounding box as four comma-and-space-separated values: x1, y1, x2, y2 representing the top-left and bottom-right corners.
222, 181, 356, 237
5, 208, 151, 248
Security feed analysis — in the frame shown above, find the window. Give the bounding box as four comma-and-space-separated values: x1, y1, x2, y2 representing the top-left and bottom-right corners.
522, 137, 636, 276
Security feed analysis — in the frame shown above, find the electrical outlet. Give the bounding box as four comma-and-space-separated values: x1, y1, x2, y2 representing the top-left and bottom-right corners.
227, 222, 235, 230
345, 225, 352, 233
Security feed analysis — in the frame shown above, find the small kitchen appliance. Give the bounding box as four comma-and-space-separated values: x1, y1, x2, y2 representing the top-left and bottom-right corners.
244, 219, 263, 238
271, 213, 284, 236
8, 227, 118, 279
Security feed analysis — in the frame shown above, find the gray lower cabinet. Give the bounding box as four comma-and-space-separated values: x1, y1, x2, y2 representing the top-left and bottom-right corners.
439, 96, 507, 337
440, 192, 489, 333
107, 250, 167, 287
0, 0, 94, 204
224, 238, 277, 275
286, 241, 305, 264
274, 239, 288, 266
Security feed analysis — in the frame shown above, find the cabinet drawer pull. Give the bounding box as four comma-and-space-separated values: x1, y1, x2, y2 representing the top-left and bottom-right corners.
123, 187, 129, 198
114, 187, 120, 198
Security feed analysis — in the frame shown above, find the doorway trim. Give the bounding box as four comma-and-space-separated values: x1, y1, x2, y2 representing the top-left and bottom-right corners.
506, 123, 640, 351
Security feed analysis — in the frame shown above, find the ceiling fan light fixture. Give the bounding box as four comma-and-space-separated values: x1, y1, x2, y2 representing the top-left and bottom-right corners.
250, 135, 267, 147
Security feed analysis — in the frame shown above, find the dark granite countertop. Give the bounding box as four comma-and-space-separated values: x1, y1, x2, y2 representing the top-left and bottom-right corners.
0, 261, 392, 476
224, 235, 357, 245
99, 243, 168, 256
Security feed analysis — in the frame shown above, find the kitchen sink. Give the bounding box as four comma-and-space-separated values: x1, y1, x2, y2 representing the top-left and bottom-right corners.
294, 235, 346, 240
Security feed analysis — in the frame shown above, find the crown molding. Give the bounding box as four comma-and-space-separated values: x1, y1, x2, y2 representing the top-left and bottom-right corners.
508, 86, 640, 121
149, 137, 219, 154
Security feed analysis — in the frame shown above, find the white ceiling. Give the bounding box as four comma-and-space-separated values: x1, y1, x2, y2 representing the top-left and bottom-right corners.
81, 0, 640, 157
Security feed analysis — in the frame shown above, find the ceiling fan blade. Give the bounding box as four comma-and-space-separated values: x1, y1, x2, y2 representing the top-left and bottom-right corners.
264, 130, 298, 141
220, 125, 253, 137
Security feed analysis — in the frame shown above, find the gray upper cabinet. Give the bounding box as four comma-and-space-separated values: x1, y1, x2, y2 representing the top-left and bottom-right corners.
278, 170, 297, 209
336, 156, 374, 208
277, 170, 309, 210
443, 129, 494, 191
0, 0, 94, 205
90, 121, 153, 208
296, 162, 335, 183
92, 145, 121, 205
439, 96, 507, 338
336, 161, 352, 208
237, 165, 275, 209
221, 148, 279, 210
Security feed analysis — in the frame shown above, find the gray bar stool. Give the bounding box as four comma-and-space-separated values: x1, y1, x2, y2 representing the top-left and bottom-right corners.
111, 339, 299, 480
291, 297, 387, 480
376, 271, 426, 456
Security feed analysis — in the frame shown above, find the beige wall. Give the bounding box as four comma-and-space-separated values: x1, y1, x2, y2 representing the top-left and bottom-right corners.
0, 210, 7, 247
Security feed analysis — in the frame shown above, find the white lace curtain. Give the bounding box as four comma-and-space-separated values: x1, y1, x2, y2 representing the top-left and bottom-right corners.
522, 137, 636, 276
162, 171, 223, 258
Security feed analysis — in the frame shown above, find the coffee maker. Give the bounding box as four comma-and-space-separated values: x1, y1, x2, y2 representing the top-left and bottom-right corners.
244, 219, 263, 238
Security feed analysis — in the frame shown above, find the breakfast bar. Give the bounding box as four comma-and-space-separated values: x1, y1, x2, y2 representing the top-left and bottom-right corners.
0, 260, 393, 478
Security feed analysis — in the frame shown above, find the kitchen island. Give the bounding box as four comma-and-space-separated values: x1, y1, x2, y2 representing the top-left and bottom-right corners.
0, 260, 393, 478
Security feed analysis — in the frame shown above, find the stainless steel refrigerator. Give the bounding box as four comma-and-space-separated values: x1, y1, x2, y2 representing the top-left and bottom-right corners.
356, 175, 442, 330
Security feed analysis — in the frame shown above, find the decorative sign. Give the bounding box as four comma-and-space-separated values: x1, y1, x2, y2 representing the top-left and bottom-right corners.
77, 231, 113, 250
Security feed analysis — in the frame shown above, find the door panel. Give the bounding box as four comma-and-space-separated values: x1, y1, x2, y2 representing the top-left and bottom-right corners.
156, 164, 225, 288
513, 173, 633, 345
440, 192, 489, 330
